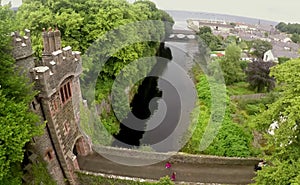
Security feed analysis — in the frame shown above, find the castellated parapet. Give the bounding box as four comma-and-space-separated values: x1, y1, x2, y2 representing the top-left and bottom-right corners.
11, 29, 33, 60
11, 29, 35, 76
31, 29, 82, 98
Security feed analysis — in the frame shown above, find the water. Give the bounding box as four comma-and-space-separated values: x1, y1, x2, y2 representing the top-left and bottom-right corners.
140, 42, 197, 151
166, 10, 278, 30
113, 41, 198, 152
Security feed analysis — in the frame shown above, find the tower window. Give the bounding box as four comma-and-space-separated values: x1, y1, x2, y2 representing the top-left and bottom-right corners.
67, 82, 72, 97
60, 81, 72, 104
60, 88, 65, 103
64, 121, 70, 135
45, 149, 54, 161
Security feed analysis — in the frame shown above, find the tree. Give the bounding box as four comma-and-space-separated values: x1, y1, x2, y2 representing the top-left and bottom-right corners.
0, 5, 42, 184
219, 44, 245, 85
198, 26, 212, 35
239, 41, 248, 50
252, 58, 300, 184
245, 60, 276, 93
276, 22, 300, 34
275, 22, 287, 32
197, 26, 223, 51
291, 33, 300, 43
225, 35, 238, 46
251, 39, 272, 59
198, 32, 223, 51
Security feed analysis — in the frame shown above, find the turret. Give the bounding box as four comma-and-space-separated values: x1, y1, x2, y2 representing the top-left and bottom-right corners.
11, 29, 35, 78
11, 29, 33, 60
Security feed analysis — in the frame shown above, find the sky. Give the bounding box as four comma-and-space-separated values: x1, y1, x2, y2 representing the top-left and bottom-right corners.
1, 0, 300, 23
128, 0, 300, 23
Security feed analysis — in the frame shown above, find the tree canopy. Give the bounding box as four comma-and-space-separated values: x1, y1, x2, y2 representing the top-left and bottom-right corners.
16, 0, 174, 58
251, 39, 272, 59
276, 22, 300, 34
197, 26, 223, 51
252, 58, 300, 184
0, 4, 42, 184
198, 26, 212, 35
219, 44, 245, 85
245, 60, 276, 93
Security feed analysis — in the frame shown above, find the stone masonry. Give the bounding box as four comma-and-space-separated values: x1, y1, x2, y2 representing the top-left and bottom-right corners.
12, 28, 92, 185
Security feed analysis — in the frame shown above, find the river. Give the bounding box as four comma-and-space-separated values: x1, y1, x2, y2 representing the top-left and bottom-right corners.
113, 41, 199, 152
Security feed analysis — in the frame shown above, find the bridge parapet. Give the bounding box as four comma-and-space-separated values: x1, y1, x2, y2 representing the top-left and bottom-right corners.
93, 145, 260, 165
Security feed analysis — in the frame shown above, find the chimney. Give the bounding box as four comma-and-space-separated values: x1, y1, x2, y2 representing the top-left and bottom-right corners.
54, 28, 62, 51
42, 28, 50, 54
48, 27, 55, 53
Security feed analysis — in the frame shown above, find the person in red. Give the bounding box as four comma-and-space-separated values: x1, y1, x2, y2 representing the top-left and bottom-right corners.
171, 172, 176, 181
165, 162, 171, 169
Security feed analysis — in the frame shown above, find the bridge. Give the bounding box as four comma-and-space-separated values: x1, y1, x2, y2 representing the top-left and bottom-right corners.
77, 147, 260, 184
166, 29, 198, 42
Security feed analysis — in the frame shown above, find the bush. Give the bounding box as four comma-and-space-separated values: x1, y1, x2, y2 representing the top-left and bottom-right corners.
204, 116, 254, 157
278, 57, 290, 64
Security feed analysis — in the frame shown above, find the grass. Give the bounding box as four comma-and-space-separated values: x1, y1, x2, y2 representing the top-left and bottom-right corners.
227, 82, 256, 96
76, 172, 174, 185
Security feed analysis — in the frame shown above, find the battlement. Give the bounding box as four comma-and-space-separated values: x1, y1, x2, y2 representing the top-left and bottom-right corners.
43, 45, 81, 65
41, 28, 81, 67
31, 28, 82, 98
11, 29, 33, 60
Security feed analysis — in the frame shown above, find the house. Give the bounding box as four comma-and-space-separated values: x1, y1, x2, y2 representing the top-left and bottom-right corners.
263, 50, 276, 62
283, 37, 292, 43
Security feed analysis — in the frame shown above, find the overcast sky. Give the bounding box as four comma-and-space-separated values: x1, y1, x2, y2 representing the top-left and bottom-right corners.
2, 0, 300, 23
129, 0, 300, 23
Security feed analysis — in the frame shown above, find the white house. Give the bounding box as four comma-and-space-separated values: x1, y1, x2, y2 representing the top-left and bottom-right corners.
283, 37, 292, 43
263, 50, 275, 62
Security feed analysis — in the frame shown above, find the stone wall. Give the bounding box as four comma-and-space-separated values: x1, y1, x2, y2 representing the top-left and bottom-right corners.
93, 145, 260, 166
230, 93, 266, 100
30, 128, 66, 185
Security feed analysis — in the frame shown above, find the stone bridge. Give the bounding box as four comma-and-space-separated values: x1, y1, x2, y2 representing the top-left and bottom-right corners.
166, 29, 197, 42
77, 146, 260, 184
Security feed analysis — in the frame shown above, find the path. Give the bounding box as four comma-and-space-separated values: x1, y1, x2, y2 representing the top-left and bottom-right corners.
77, 152, 257, 184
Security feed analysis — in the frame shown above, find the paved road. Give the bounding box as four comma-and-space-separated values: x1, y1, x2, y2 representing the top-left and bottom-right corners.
77, 152, 257, 184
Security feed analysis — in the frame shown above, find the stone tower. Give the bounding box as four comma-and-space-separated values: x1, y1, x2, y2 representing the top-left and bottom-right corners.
11, 29, 35, 76
12, 29, 92, 185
